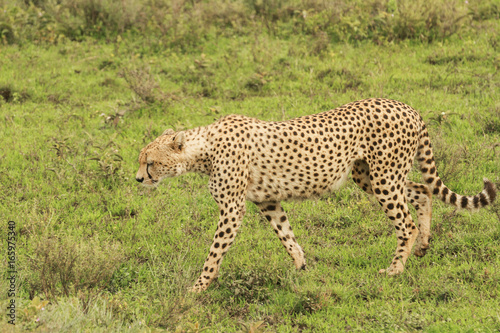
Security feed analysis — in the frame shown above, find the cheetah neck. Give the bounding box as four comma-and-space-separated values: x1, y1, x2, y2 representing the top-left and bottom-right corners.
183, 126, 211, 175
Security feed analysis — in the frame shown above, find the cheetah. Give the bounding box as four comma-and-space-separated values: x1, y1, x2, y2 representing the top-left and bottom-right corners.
136, 98, 497, 292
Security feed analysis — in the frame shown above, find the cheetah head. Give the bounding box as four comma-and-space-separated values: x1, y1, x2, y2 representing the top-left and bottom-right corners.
135, 129, 186, 187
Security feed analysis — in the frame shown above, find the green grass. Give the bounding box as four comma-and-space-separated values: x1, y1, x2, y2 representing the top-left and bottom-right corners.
1, 1, 500, 331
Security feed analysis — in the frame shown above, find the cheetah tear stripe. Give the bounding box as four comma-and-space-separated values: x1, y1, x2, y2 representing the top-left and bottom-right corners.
136, 98, 497, 292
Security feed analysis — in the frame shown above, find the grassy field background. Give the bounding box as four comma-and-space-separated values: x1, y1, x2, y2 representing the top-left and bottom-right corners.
1, 0, 500, 331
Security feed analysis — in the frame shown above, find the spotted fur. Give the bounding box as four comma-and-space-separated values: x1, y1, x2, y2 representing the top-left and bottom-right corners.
136, 98, 497, 292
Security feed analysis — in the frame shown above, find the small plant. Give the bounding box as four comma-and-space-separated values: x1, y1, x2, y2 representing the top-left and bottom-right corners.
237, 320, 266, 333
0, 23, 15, 44
174, 321, 212, 333
120, 66, 172, 104
100, 109, 127, 128
183, 54, 218, 97
193, 53, 209, 70
25, 234, 125, 301
223, 266, 286, 303
19, 296, 50, 329
426, 131, 465, 184
51, 137, 70, 159
481, 107, 500, 135
310, 31, 329, 56
290, 291, 330, 315
244, 72, 271, 92
0, 85, 13, 102
89, 133, 123, 180
424, 110, 458, 130
0, 85, 29, 103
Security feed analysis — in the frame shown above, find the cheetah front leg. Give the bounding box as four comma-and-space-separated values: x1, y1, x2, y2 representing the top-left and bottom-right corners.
256, 202, 306, 270
189, 174, 248, 292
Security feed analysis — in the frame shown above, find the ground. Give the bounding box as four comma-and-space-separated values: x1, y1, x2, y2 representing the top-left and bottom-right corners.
0, 0, 499, 331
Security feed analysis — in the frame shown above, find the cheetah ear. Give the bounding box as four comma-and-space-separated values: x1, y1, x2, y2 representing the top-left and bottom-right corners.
162, 128, 175, 136
173, 131, 185, 151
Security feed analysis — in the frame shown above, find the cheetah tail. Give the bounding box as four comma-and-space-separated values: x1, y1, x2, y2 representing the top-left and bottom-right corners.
416, 127, 497, 210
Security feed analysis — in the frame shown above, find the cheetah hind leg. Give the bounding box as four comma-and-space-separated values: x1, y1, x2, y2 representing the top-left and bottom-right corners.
352, 160, 431, 259
256, 201, 306, 270
374, 181, 419, 276
405, 181, 432, 257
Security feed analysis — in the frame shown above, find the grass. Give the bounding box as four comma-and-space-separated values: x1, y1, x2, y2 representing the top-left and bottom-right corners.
1, 0, 500, 331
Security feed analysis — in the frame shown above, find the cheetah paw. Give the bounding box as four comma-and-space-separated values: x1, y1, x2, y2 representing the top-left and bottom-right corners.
378, 262, 404, 276
187, 285, 205, 293
295, 262, 307, 270
414, 242, 430, 257
413, 247, 428, 257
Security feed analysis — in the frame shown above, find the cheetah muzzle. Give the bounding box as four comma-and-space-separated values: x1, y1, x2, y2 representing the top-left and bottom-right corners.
136, 98, 497, 292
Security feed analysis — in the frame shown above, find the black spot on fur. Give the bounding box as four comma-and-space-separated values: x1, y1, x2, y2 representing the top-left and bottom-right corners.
479, 193, 488, 207
473, 196, 479, 208
461, 196, 468, 209
450, 193, 457, 204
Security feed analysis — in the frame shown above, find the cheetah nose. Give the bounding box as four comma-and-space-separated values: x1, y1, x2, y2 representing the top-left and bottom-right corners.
136, 177, 144, 183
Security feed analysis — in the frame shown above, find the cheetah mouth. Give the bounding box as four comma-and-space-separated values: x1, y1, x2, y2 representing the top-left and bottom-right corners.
142, 179, 159, 188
